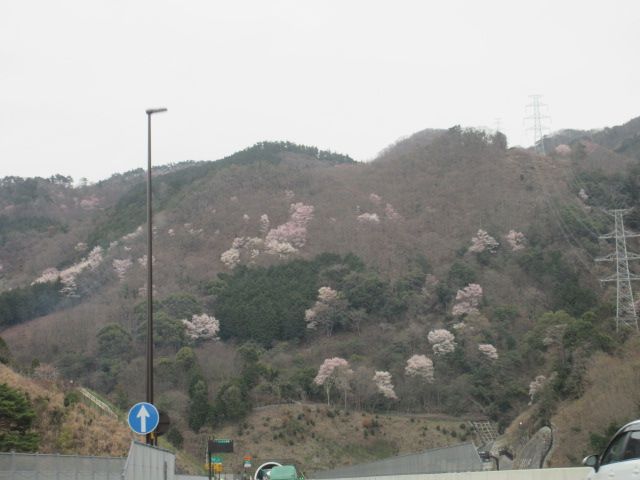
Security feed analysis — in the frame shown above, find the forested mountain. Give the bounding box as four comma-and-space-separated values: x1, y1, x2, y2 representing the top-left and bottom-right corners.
2, 118, 640, 471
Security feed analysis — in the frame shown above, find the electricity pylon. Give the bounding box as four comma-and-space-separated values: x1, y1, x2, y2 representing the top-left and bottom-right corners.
525, 95, 550, 155
597, 209, 640, 332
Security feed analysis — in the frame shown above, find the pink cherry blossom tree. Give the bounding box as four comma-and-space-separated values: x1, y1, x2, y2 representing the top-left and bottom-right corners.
314, 357, 352, 406
528, 375, 547, 404
554, 144, 571, 156
427, 329, 456, 356
468, 229, 499, 253
578, 188, 589, 202
182, 313, 220, 341
385, 203, 400, 220
122, 226, 143, 242
259, 214, 270, 234
220, 248, 240, 269
373, 371, 398, 400
369, 193, 382, 205
306, 287, 354, 336
505, 230, 526, 251
265, 203, 315, 255
357, 213, 380, 224
451, 284, 483, 317
478, 343, 499, 360
34, 246, 104, 296
405, 354, 434, 383
113, 258, 133, 281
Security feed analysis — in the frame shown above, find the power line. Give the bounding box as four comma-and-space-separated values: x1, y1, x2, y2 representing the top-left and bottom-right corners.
597, 209, 640, 332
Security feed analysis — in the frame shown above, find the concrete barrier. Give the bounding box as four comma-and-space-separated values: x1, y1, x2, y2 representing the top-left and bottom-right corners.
122, 441, 176, 480
309, 468, 591, 480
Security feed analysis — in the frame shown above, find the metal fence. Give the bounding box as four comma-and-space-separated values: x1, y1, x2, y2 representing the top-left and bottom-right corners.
0, 451, 125, 480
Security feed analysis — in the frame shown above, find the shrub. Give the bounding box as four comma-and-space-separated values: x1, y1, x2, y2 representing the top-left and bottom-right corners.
63, 390, 80, 407
166, 427, 184, 449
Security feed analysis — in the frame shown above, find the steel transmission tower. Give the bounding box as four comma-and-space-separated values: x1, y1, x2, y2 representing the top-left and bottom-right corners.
525, 95, 550, 155
597, 209, 640, 332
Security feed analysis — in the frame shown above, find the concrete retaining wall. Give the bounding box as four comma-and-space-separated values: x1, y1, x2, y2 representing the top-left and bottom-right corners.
309, 467, 591, 480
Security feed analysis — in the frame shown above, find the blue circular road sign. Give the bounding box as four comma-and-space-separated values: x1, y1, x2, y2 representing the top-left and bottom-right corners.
127, 402, 160, 435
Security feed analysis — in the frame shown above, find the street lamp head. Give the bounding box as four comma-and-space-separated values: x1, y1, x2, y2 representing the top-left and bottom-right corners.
146, 108, 168, 115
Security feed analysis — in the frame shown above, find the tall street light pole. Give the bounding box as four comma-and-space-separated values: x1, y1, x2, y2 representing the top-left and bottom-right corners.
145, 107, 167, 445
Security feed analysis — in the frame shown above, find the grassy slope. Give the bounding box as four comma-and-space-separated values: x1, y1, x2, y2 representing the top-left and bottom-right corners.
184, 403, 479, 475
0, 364, 132, 456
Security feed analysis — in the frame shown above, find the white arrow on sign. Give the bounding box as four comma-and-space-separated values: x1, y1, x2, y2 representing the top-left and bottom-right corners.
137, 404, 150, 433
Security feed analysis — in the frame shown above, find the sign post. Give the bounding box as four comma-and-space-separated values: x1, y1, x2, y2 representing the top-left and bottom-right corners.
207, 439, 234, 480
243, 454, 252, 479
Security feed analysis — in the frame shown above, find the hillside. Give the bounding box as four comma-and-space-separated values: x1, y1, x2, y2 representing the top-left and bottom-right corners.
1, 121, 640, 469
0, 363, 132, 456
195, 404, 480, 474
544, 116, 640, 166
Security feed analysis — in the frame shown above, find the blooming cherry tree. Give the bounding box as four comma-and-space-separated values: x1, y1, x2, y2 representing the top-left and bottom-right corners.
373, 371, 398, 400
451, 284, 483, 317
578, 188, 589, 202
34, 246, 104, 296
314, 357, 352, 406
259, 214, 270, 234
505, 230, 526, 251
369, 193, 382, 205
305, 286, 347, 336
265, 203, 314, 255
220, 248, 240, 269
182, 313, 220, 341
468, 229, 499, 253
357, 213, 380, 224
289, 202, 314, 225
137, 255, 156, 267
122, 226, 143, 242
554, 144, 571, 156
385, 203, 400, 220
264, 239, 298, 256
428, 329, 456, 356
528, 375, 547, 404
34, 268, 61, 284
405, 355, 434, 383
113, 258, 133, 281
478, 343, 499, 360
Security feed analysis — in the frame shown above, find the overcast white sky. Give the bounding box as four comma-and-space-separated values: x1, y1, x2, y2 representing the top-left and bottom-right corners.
1, 1, 639, 181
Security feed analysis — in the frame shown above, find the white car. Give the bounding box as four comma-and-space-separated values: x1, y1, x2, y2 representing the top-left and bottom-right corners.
583, 419, 640, 479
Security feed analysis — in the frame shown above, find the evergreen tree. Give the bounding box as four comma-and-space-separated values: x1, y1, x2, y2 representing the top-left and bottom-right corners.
0, 383, 39, 452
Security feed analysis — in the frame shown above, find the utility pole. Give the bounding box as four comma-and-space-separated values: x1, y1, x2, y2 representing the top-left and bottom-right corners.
525, 95, 550, 155
145, 107, 167, 445
597, 209, 640, 332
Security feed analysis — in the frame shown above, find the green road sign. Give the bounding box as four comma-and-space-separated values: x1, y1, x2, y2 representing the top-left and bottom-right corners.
209, 439, 234, 453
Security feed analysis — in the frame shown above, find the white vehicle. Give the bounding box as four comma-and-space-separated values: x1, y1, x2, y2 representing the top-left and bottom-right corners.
583, 419, 640, 479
